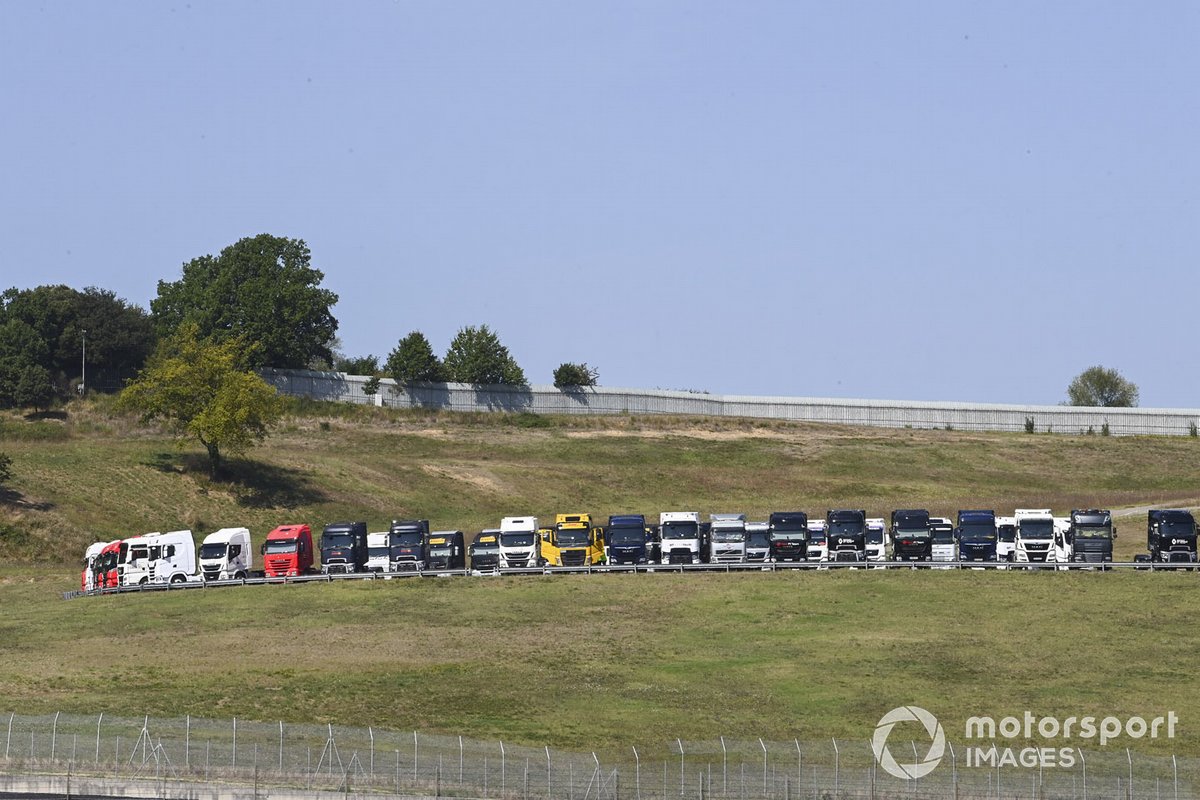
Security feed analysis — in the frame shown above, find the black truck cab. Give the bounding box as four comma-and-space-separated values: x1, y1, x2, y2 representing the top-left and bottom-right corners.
890, 509, 932, 562
768, 511, 809, 562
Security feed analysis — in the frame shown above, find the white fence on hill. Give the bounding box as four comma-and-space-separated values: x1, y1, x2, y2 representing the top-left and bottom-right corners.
261, 370, 1200, 437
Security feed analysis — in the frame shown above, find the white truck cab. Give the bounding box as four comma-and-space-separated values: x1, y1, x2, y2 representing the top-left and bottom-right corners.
366, 531, 391, 573
708, 513, 747, 563
122, 530, 197, 585
1053, 515, 1073, 565
1014, 509, 1056, 565
744, 521, 771, 563
499, 516, 541, 568
865, 518, 888, 564
198, 527, 252, 581
806, 520, 828, 562
929, 516, 956, 566
659, 511, 703, 564
995, 515, 1017, 566
82, 541, 106, 591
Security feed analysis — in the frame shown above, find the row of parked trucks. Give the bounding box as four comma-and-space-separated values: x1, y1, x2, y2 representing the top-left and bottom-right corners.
81, 508, 1199, 589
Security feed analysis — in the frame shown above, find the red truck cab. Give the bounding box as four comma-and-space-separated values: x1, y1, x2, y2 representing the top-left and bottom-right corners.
94, 540, 122, 589
261, 524, 313, 577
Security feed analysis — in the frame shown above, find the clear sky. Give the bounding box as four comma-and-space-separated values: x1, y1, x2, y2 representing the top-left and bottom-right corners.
2, 2, 1197, 406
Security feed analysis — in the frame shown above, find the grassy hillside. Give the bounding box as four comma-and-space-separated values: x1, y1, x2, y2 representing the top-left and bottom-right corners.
2, 399, 1199, 755
3, 396, 1200, 564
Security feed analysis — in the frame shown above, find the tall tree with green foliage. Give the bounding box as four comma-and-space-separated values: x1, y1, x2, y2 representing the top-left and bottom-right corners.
151, 234, 339, 369
118, 322, 284, 476
386, 331, 444, 384
0, 318, 50, 408
1066, 365, 1139, 407
553, 362, 599, 389
443, 325, 526, 386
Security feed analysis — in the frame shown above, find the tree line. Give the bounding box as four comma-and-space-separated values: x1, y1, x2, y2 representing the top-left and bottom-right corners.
0, 233, 599, 412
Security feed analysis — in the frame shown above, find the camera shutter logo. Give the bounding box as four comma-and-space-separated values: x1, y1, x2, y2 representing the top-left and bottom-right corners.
872, 706, 946, 780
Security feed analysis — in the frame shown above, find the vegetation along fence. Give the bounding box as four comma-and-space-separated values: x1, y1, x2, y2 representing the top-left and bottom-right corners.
262, 370, 1200, 437
0, 712, 1194, 800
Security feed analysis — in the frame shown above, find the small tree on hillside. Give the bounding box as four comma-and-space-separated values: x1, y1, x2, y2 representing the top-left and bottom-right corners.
553, 362, 599, 389
386, 331, 444, 384
13, 364, 56, 412
0, 452, 12, 487
443, 325, 526, 386
1066, 365, 1139, 407
118, 322, 284, 476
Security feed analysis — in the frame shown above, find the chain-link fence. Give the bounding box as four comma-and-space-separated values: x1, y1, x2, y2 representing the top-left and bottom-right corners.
0, 713, 1195, 799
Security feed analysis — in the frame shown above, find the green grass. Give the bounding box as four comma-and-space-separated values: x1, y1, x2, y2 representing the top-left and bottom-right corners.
3, 399, 1200, 754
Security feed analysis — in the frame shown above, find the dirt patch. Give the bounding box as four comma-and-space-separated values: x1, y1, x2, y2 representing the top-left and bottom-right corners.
421, 464, 506, 494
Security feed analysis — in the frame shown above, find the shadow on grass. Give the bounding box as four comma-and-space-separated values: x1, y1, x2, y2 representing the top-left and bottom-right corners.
23, 410, 68, 421
0, 487, 54, 512
143, 452, 325, 509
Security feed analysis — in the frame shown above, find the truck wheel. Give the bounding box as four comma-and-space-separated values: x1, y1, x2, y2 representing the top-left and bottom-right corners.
170, 574, 186, 584
139, 577, 149, 585
235, 571, 246, 580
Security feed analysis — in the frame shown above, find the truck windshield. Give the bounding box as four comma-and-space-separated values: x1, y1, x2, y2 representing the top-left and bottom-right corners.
828, 522, 863, 536
1019, 520, 1053, 539
1073, 525, 1112, 539
501, 533, 535, 547
931, 528, 954, 544
959, 524, 996, 542
748, 532, 771, 548
322, 533, 356, 548
199, 543, 227, 559
368, 546, 389, 558
556, 529, 589, 547
866, 530, 884, 544
713, 529, 745, 543
608, 527, 644, 545
1159, 522, 1195, 538
998, 526, 1016, 542
429, 546, 452, 556
661, 522, 698, 539
472, 543, 499, 554
896, 527, 929, 538
392, 532, 424, 546
771, 531, 807, 542
264, 539, 298, 554
809, 533, 827, 544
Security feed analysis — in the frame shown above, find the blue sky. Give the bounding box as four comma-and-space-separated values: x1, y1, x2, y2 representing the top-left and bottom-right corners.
2, 2, 1197, 405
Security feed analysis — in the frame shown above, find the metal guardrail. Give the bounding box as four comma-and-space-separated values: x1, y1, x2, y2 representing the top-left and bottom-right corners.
64, 559, 1195, 600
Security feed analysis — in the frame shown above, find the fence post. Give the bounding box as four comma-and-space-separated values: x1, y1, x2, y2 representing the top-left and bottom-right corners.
831, 739, 839, 799
279, 721, 284, 772
759, 738, 767, 795
232, 717, 237, 768
7, 712, 14, 760
501, 740, 506, 795
369, 727, 374, 776
414, 731, 418, 782
1081, 749, 1087, 800
1173, 754, 1178, 800
51, 711, 59, 761
948, 740, 957, 800
461, 735, 465, 785
547, 745, 553, 798
678, 739, 685, 797
794, 739, 801, 794
721, 737, 728, 795
633, 746, 641, 800
185, 714, 190, 769
1127, 748, 1134, 800
94, 713, 101, 765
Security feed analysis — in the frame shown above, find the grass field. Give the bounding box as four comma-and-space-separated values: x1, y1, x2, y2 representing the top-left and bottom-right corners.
1, 399, 1199, 755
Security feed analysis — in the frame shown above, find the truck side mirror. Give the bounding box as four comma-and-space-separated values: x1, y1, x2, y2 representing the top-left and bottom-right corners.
1113, 528, 1118, 539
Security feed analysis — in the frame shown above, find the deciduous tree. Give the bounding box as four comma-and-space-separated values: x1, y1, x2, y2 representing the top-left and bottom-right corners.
443, 325, 526, 386
151, 234, 338, 369
1066, 365, 1139, 407
386, 331, 444, 384
118, 322, 284, 476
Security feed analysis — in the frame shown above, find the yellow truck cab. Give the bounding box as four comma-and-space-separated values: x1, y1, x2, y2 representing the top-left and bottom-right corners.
540, 513, 606, 566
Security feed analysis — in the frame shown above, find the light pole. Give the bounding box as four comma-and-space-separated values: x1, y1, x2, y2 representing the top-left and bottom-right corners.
80, 329, 87, 396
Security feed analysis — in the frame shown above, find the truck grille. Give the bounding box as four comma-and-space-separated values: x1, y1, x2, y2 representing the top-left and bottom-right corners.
561, 551, 587, 567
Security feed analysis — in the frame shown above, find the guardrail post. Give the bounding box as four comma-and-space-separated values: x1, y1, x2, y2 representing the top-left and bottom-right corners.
5, 712, 12, 760
50, 711, 59, 760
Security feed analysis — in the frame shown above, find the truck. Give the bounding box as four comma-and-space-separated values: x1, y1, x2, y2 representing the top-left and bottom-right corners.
745, 522, 772, 563
320, 521, 368, 574
425, 530, 466, 570
806, 519, 828, 562
1145, 509, 1198, 564
499, 517, 541, 568
1053, 515, 1073, 564
658, 511, 706, 565
120, 530, 197, 585
890, 509, 932, 563
388, 520, 430, 571
1013, 509, 1056, 566
606, 514, 653, 565
1068, 509, 1115, 565
929, 516, 956, 565
94, 540, 122, 588
261, 524, 314, 577
365, 531, 392, 573
766, 512, 807, 562
543, 513, 605, 566
81, 541, 107, 591
865, 517, 889, 564
956, 510, 997, 564
469, 529, 502, 574
995, 515, 1017, 564
709, 514, 748, 563
199, 527, 252, 581
826, 509, 866, 563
